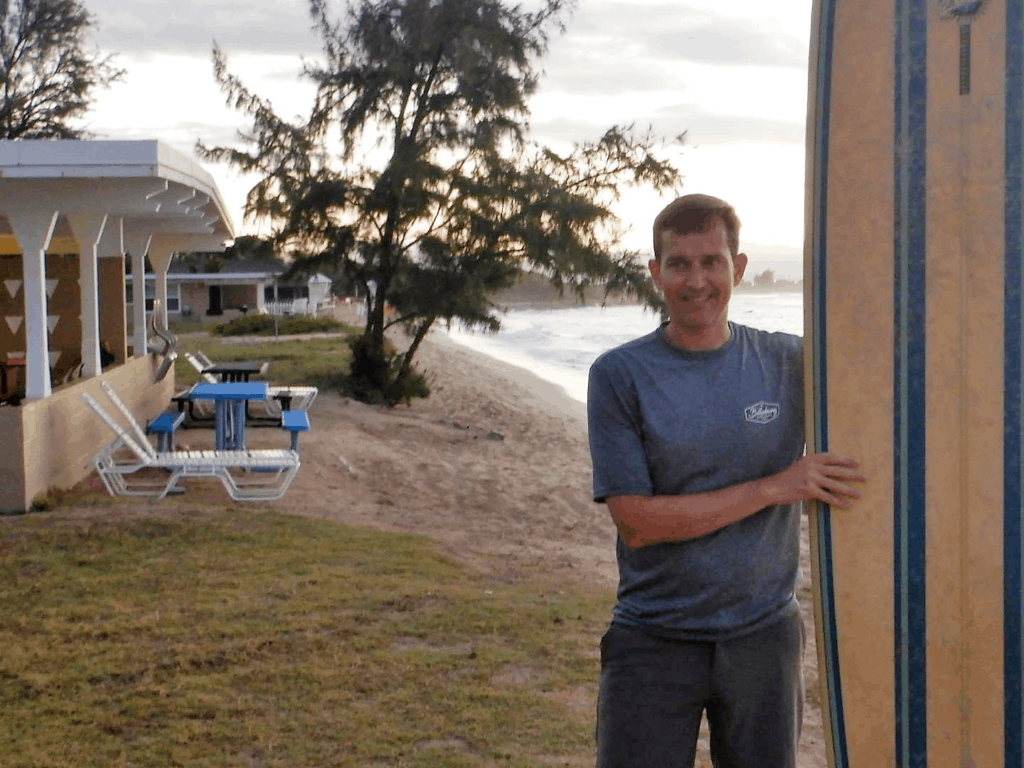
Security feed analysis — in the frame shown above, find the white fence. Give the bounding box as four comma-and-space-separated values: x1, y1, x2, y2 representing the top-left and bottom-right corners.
263, 299, 317, 317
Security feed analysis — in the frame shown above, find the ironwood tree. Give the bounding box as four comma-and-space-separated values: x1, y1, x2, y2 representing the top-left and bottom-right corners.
0, 0, 123, 139
201, 0, 682, 404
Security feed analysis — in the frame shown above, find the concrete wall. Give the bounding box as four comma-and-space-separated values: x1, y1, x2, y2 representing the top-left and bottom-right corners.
180, 283, 206, 318
0, 355, 174, 513
0, 403, 25, 509
223, 284, 258, 313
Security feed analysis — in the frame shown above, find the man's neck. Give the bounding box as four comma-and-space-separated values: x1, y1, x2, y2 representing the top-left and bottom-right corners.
662, 321, 732, 352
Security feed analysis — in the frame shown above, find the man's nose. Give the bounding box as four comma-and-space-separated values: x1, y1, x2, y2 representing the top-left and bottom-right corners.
684, 268, 707, 290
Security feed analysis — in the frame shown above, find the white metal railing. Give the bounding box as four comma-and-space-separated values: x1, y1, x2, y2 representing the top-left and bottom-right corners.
263, 299, 315, 316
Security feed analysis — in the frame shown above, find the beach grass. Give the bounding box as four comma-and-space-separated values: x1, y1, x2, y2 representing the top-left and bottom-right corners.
174, 332, 360, 394
0, 507, 609, 767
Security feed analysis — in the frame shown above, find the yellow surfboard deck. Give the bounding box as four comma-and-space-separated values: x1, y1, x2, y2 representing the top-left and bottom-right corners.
805, 1, 1021, 765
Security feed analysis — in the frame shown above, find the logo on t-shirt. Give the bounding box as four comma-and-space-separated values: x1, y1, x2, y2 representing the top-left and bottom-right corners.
744, 401, 780, 425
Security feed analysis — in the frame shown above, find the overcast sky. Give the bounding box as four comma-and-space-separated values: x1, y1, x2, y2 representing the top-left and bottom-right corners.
83, 0, 812, 262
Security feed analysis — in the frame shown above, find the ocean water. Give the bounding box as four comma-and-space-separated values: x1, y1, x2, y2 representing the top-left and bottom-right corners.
445, 292, 804, 404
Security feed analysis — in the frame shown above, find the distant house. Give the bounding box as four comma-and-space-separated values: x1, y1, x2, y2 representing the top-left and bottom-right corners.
130, 259, 333, 320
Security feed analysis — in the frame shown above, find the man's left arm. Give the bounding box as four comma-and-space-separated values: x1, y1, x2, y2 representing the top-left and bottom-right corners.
605, 451, 864, 548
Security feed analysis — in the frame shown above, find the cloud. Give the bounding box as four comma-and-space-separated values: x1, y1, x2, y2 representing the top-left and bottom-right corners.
539, 46, 686, 96
88, 0, 320, 57
83, 116, 243, 152
646, 21, 807, 69
531, 102, 803, 149
649, 102, 804, 144
87, 0, 809, 70
531, 0, 809, 103
556, 0, 809, 68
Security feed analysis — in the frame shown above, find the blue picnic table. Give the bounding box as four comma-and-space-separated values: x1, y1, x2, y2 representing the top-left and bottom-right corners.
188, 382, 268, 450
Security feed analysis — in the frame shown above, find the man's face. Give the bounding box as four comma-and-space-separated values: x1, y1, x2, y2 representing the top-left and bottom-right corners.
649, 220, 747, 349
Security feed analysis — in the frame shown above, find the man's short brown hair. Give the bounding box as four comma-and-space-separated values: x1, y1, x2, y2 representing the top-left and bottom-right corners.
652, 194, 741, 261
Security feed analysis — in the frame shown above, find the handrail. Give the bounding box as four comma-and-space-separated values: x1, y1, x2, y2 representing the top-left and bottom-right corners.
148, 298, 178, 382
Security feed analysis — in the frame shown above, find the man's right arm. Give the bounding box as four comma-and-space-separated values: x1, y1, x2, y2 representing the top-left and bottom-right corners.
606, 452, 864, 549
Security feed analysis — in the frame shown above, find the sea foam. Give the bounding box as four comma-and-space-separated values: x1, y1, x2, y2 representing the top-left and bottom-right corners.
446, 293, 804, 404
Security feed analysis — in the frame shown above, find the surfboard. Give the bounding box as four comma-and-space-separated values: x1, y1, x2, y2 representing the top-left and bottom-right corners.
804, 1, 1022, 765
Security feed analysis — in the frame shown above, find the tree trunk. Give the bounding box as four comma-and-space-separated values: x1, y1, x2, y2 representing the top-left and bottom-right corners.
368, 293, 385, 349
399, 315, 436, 379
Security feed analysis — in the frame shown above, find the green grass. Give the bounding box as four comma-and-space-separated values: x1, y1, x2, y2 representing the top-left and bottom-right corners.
166, 317, 219, 335
0, 509, 611, 767
168, 316, 350, 338
173, 333, 360, 394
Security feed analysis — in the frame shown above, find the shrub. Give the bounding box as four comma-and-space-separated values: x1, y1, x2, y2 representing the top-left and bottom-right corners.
212, 315, 346, 337
342, 335, 430, 406
212, 315, 277, 336
278, 317, 345, 335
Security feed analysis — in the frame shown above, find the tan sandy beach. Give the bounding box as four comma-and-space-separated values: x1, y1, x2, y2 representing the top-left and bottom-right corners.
64, 328, 828, 767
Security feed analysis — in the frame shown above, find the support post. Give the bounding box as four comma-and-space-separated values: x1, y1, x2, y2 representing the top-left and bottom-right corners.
147, 235, 178, 331
98, 218, 126, 363
65, 213, 108, 378
7, 211, 58, 399
124, 231, 152, 358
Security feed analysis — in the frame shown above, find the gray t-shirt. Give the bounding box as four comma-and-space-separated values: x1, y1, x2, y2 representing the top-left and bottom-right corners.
587, 322, 804, 640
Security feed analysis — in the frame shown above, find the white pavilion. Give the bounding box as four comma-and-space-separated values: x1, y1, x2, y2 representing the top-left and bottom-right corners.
0, 140, 234, 512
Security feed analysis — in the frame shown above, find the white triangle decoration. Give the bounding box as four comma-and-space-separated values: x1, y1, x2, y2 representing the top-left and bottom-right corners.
46, 279, 57, 298
5, 316, 21, 334
3, 279, 20, 298
48, 350, 61, 367
47, 315, 59, 333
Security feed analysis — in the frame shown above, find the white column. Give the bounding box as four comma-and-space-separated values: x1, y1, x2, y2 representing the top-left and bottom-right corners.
148, 235, 178, 332
65, 213, 108, 378
123, 231, 151, 358
99, 217, 124, 258
7, 211, 58, 399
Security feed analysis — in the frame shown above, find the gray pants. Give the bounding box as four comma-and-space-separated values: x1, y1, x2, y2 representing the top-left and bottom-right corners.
595, 609, 805, 768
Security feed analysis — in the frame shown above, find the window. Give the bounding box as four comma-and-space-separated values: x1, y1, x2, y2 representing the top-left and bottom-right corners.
267, 285, 310, 302
125, 281, 181, 313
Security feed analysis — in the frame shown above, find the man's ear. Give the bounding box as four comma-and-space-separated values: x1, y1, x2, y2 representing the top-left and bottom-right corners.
732, 252, 748, 285
648, 258, 662, 288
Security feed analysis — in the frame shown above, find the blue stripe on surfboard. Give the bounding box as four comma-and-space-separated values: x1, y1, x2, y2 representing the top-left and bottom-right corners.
809, 0, 849, 764
893, 0, 928, 765
1006, 1, 1023, 764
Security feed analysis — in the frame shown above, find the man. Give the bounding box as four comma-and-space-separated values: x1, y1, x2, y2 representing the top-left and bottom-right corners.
587, 194, 863, 768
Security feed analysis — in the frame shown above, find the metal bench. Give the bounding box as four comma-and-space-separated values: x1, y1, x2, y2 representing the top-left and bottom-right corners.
146, 411, 186, 452
280, 409, 311, 452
